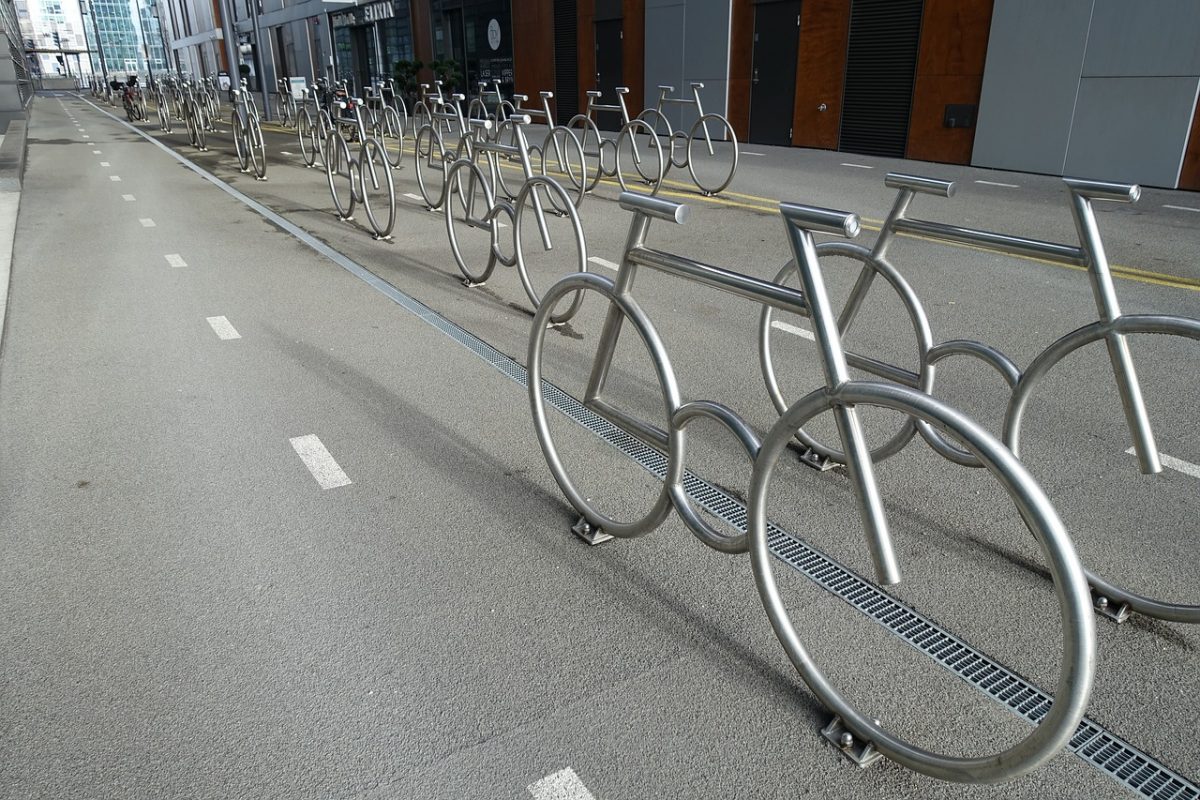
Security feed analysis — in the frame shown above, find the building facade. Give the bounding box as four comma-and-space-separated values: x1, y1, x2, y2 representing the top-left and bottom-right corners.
156, 0, 1200, 189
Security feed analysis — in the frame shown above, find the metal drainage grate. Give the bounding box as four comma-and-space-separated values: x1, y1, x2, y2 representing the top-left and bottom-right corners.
93, 94, 1200, 800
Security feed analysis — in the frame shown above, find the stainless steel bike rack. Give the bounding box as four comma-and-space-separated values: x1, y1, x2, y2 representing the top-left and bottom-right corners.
324, 97, 396, 240
527, 190, 1095, 784
759, 173, 1200, 624
445, 116, 588, 323
638, 82, 739, 196
562, 87, 664, 197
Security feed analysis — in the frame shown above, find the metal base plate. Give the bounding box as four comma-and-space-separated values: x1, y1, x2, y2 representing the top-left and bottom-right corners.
571, 516, 613, 546
1092, 591, 1133, 624
797, 447, 838, 472
821, 716, 884, 769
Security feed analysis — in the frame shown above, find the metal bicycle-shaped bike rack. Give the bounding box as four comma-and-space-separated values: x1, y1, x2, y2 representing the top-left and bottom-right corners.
444, 116, 588, 323
638, 82, 739, 196
759, 173, 1200, 624
564, 87, 665, 196
230, 80, 267, 181
527, 191, 1095, 784
324, 98, 396, 240
413, 97, 479, 210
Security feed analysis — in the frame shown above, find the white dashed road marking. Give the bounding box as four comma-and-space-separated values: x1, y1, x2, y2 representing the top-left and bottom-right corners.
205, 316, 241, 340
164, 253, 187, 267
975, 179, 1020, 188
403, 193, 423, 201
109, 175, 121, 181
122, 194, 135, 201
772, 319, 815, 341
587, 256, 619, 271
139, 218, 156, 227
741, 151, 765, 156
527, 768, 596, 800
92, 149, 101, 154
1164, 204, 1200, 213
841, 162, 873, 169
1125, 448, 1200, 479
100, 161, 110, 166
290, 435, 352, 490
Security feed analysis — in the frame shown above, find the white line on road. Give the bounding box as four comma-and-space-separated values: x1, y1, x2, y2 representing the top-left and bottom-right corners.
100, 161, 110, 166
772, 319, 815, 341
205, 315, 241, 340
1164, 204, 1200, 213
742, 151, 766, 157
82, 134, 90, 139
109, 175, 121, 181
164, 253, 187, 267
841, 162, 873, 169
1125, 447, 1200, 479
139, 218, 156, 227
280, 150, 295, 156
587, 255, 620, 271
92, 149, 101, 154
290, 435, 352, 490
122, 194, 135, 202
975, 179, 1020, 188
403, 192, 423, 201
527, 768, 596, 800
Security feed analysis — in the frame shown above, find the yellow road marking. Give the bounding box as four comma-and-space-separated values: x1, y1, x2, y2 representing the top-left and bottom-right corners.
167, 118, 1200, 292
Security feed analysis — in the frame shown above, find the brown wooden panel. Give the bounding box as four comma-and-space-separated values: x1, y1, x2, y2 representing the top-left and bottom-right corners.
1180, 97, 1200, 190
410, 0, 435, 84
792, 0, 850, 150
727, 0, 752, 141
622, 0, 644, 114
513, 0, 555, 101
905, 0, 993, 164
577, 0, 595, 116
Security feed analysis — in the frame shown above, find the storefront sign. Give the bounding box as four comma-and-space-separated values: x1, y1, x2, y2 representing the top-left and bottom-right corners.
332, 1, 394, 28
487, 18, 501, 51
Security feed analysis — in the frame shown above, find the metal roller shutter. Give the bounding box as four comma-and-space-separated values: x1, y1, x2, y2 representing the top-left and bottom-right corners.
554, 0, 578, 124
838, 0, 923, 158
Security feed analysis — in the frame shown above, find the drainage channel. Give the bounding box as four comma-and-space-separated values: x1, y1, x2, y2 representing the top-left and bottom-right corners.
76, 94, 1200, 800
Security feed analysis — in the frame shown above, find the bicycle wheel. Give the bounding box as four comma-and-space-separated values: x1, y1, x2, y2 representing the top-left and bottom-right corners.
490, 119, 524, 201
359, 138, 396, 238
566, 114, 603, 193
297, 110, 316, 166
749, 380, 1095, 783
687, 113, 738, 196
444, 159, 498, 285
528, 272, 682, 538
380, 106, 403, 168
758, 243, 934, 464
412, 101, 431, 134
635, 108, 674, 180
232, 113, 249, 172
185, 105, 197, 146
615, 120, 665, 193
248, 117, 266, 179
1003, 314, 1200, 624
414, 124, 449, 209
325, 131, 356, 219
316, 111, 332, 165
541, 125, 587, 209
514, 176, 588, 322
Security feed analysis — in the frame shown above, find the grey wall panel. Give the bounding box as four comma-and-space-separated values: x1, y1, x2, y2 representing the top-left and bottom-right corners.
1082, 0, 1200, 77
1063, 76, 1198, 187
971, 0, 1094, 175
644, 0, 729, 129
644, 2, 684, 125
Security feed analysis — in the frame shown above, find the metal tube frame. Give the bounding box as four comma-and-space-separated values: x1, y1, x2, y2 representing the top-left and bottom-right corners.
526, 190, 1096, 783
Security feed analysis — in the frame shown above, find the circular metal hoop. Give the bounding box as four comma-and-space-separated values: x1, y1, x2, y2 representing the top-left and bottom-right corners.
444, 158, 499, 285
528, 272, 683, 538
1004, 313, 1200, 623
686, 114, 739, 196
749, 380, 1095, 783
513, 176, 589, 324
758, 244, 934, 464
358, 137, 396, 238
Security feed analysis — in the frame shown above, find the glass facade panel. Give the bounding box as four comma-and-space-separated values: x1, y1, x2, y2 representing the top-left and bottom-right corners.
430, 0, 512, 95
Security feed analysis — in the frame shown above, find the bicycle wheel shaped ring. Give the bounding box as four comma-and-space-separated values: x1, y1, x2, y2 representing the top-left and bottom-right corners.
359, 138, 396, 238
325, 131, 356, 219
414, 124, 449, 209
380, 106, 404, 168
297, 110, 316, 166
617, 119, 665, 193
541, 125, 588, 209
1004, 313, 1200, 624
248, 117, 266, 179
749, 380, 1095, 784
528, 272, 684, 538
758, 242, 934, 464
232, 113, 249, 172
687, 113, 738, 196
514, 176, 588, 324
444, 159, 499, 285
